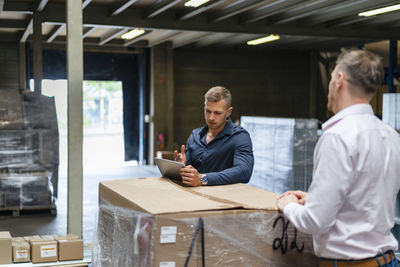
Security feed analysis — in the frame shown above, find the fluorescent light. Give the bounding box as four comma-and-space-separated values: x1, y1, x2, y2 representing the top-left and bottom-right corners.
121, 29, 145, 40
358, 4, 400, 17
184, 0, 210, 8
247, 35, 280, 45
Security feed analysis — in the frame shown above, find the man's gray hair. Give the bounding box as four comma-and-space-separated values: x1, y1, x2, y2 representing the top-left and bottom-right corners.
205, 86, 232, 107
336, 49, 384, 96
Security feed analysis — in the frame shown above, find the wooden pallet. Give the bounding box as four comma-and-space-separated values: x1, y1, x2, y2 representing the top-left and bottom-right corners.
0, 205, 57, 216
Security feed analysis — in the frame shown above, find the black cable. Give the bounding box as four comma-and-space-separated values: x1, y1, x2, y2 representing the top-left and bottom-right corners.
184, 217, 205, 267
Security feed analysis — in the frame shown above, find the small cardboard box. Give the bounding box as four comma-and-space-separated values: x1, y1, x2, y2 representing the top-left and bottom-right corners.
0, 231, 12, 264
58, 239, 84, 261
12, 241, 30, 263
31, 240, 58, 263
95, 177, 319, 266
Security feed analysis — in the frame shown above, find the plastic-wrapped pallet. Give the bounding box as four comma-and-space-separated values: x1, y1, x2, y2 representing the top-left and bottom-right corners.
0, 171, 54, 209
382, 93, 400, 131
0, 89, 59, 209
0, 89, 24, 130
92, 178, 318, 267
240, 116, 318, 194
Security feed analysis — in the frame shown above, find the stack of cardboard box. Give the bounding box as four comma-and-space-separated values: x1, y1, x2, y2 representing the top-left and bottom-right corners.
0, 232, 83, 264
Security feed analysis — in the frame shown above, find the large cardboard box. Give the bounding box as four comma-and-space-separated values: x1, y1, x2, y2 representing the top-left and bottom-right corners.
93, 177, 318, 267
0, 231, 12, 264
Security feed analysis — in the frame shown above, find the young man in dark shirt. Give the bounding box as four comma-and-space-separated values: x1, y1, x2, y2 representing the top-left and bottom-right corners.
174, 86, 254, 187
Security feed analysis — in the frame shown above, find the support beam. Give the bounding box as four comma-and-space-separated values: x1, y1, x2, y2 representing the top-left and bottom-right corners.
241, 0, 305, 24
123, 30, 151, 47
388, 40, 398, 93
32, 12, 42, 94
20, 19, 32, 42
196, 32, 235, 46
99, 28, 128, 45
172, 31, 209, 48
18, 43, 26, 92
37, 0, 48, 12
66, 0, 83, 239
309, 51, 317, 118
82, 26, 96, 39
209, 0, 266, 22
148, 30, 180, 47
111, 0, 138, 16
151, 42, 174, 160
299, 0, 395, 26
145, 0, 181, 18
43, 3, 400, 39
82, 0, 92, 9
46, 24, 65, 43
179, 0, 229, 20
268, 0, 347, 25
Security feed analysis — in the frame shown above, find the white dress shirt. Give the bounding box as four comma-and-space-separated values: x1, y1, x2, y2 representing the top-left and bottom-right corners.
283, 104, 400, 260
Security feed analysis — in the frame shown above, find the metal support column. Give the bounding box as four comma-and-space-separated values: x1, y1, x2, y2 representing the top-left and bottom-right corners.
388, 40, 397, 93
166, 41, 174, 150
66, 0, 83, 238
309, 51, 317, 118
33, 12, 43, 94
18, 43, 26, 92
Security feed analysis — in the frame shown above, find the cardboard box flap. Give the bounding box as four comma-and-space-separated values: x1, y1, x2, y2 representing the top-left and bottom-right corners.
99, 177, 242, 214
190, 183, 279, 210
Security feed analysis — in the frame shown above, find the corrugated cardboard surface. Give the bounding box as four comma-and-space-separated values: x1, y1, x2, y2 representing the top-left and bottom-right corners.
31, 240, 58, 263
58, 239, 83, 261
95, 177, 318, 266
0, 231, 12, 264
99, 177, 279, 214
12, 241, 30, 263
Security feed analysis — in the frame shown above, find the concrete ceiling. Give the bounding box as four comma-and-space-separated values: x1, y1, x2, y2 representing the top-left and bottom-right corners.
0, 0, 399, 51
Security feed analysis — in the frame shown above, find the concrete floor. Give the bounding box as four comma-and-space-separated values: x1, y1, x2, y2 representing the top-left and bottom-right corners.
0, 164, 160, 257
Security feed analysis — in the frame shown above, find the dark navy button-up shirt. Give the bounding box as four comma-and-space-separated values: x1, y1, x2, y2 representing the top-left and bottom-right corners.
185, 118, 254, 185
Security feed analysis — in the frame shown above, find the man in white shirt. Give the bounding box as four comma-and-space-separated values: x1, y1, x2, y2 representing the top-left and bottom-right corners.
277, 50, 400, 267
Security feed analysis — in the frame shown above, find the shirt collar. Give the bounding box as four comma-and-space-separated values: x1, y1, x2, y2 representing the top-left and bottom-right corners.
200, 117, 234, 138
322, 103, 374, 132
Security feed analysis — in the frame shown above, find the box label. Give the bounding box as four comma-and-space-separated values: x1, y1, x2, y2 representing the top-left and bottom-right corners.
160, 262, 175, 267
16, 249, 28, 259
160, 226, 177, 244
40, 245, 57, 258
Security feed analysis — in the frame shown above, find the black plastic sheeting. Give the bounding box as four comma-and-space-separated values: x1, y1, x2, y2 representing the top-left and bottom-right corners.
27, 49, 145, 162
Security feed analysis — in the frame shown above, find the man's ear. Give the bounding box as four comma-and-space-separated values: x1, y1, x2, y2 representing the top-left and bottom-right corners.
227, 106, 233, 117
337, 71, 345, 89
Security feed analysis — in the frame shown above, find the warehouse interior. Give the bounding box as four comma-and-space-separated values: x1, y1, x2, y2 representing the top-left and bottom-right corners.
0, 0, 399, 266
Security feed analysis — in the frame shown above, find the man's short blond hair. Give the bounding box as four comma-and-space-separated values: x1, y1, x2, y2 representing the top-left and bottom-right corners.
205, 86, 232, 107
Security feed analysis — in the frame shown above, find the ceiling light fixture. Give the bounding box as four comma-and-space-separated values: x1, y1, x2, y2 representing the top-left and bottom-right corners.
247, 35, 280, 45
358, 4, 400, 17
184, 0, 210, 8
121, 28, 145, 40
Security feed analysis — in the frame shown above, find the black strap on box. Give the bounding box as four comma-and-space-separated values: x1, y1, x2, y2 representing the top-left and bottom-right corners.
184, 217, 205, 267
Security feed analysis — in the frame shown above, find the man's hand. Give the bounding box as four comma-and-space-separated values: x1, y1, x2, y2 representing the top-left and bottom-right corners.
179, 165, 201, 187
277, 194, 299, 212
278, 190, 307, 205
174, 145, 186, 165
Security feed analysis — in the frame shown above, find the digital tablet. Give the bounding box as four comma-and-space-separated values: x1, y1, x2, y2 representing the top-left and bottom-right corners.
154, 157, 185, 181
